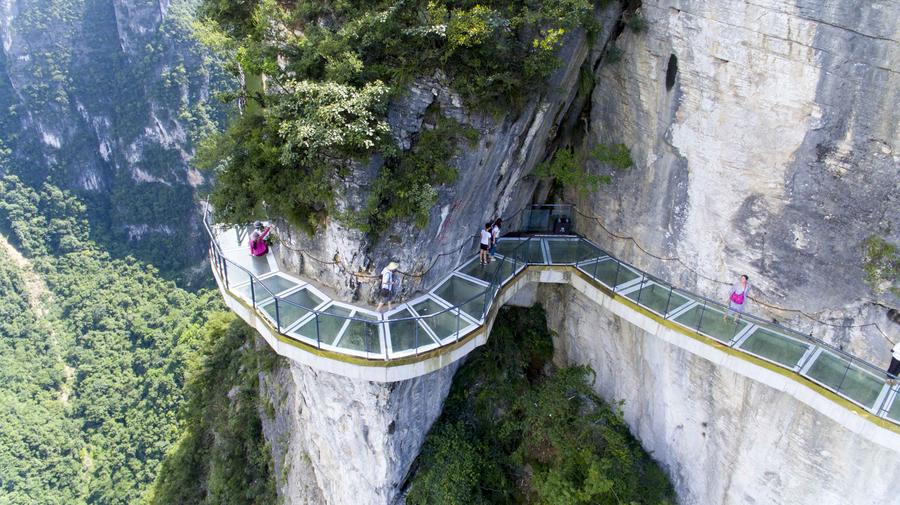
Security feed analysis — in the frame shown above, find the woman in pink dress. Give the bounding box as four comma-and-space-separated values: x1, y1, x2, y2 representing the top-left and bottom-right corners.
249, 221, 270, 256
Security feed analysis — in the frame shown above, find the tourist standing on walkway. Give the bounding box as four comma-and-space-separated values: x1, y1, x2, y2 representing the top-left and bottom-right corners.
888, 340, 900, 383
479, 222, 492, 265
489, 218, 502, 260
376, 261, 399, 312
724, 274, 751, 322
249, 221, 271, 257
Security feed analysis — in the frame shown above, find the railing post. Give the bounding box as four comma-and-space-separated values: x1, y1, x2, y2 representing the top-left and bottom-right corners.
414, 319, 419, 356
456, 307, 461, 343
275, 297, 281, 333
250, 278, 256, 308
663, 285, 674, 317
222, 257, 229, 288
315, 312, 321, 349
635, 275, 647, 305
696, 302, 708, 333
613, 260, 622, 290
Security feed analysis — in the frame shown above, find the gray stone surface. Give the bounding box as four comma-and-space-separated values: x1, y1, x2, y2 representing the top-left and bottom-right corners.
540, 283, 900, 505
258, 339, 461, 505
576, 0, 900, 363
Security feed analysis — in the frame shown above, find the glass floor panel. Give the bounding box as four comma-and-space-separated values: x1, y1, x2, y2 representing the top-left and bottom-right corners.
495, 239, 545, 264
261, 288, 323, 329
887, 395, 900, 422
225, 251, 272, 277
389, 309, 433, 352
234, 275, 298, 304
624, 282, 690, 316
588, 260, 640, 288
414, 299, 462, 340
336, 312, 380, 354
458, 258, 515, 284
738, 328, 810, 368
433, 276, 488, 320
546, 239, 604, 264
292, 305, 353, 345
805, 351, 884, 409
673, 304, 749, 343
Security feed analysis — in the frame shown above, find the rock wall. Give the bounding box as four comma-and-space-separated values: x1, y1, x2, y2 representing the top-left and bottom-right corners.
539, 283, 900, 505
577, 0, 899, 362
274, 4, 624, 304
258, 343, 461, 505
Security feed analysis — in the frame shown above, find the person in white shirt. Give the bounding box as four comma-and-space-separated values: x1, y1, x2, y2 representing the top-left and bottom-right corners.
376, 262, 399, 312
489, 218, 502, 260
479, 222, 492, 265
888, 340, 900, 384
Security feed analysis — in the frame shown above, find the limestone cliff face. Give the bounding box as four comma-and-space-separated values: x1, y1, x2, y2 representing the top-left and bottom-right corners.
577, 0, 899, 361
258, 346, 460, 505
540, 283, 900, 505
263, 2, 899, 504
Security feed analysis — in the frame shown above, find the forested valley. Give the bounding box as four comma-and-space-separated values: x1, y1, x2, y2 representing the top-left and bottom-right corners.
0, 175, 274, 504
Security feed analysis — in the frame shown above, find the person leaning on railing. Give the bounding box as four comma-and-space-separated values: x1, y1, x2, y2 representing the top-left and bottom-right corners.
249, 221, 271, 257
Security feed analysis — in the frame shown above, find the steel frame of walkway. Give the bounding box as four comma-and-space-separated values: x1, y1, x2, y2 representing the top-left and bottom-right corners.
204, 210, 900, 429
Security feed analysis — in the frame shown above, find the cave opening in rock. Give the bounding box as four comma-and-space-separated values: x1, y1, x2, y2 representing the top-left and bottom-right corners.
666, 54, 678, 90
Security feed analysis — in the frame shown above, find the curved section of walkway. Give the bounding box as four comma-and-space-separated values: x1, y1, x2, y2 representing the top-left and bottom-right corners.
205, 215, 900, 430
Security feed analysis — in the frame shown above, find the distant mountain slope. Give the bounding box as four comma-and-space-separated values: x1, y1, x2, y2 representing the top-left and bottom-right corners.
0, 0, 234, 283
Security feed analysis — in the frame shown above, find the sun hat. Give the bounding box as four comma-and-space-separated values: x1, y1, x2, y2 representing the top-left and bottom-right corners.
387, 261, 399, 271
254, 221, 263, 229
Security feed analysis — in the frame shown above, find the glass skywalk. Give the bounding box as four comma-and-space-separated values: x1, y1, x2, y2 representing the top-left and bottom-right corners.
205, 215, 900, 427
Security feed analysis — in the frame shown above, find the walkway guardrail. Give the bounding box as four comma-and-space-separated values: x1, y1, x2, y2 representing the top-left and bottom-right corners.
202, 205, 900, 426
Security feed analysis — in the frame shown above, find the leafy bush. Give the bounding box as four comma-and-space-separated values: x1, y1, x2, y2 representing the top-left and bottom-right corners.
407, 305, 675, 505
591, 142, 634, 171
146, 316, 278, 505
196, 0, 598, 231
862, 235, 900, 296
536, 147, 608, 197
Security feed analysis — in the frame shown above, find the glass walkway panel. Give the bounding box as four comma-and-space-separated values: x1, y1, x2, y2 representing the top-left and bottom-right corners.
885, 392, 900, 423
432, 275, 488, 321
582, 258, 641, 289
387, 309, 436, 354
458, 257, 517, 284
545, 238, 605, 264
206, 209, 900, 426
802, 349, 888, 410
494, 238, 546, 264
290, 304, 353, 345
413, 298, 464, 342
623, 279, 691, 317
673, 303, 750, 344
334, 312, 381, 355
736, 326, 812, 370
234, 273, 298, 305
261, 287, 324, 330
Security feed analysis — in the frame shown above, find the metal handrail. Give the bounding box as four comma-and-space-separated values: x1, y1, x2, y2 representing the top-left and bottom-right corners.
203, 204, 899, 424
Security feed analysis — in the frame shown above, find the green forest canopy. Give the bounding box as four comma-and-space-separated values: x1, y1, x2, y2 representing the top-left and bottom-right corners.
407, 305, 675, 505
197, 0, 599, 232
0, 175, 273, 505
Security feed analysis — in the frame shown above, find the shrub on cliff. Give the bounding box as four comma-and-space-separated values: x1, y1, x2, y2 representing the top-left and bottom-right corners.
195, 0, 598, 232
406, 305, 675, 505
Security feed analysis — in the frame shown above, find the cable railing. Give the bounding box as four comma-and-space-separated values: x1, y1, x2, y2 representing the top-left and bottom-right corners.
203, 205, 900, 426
